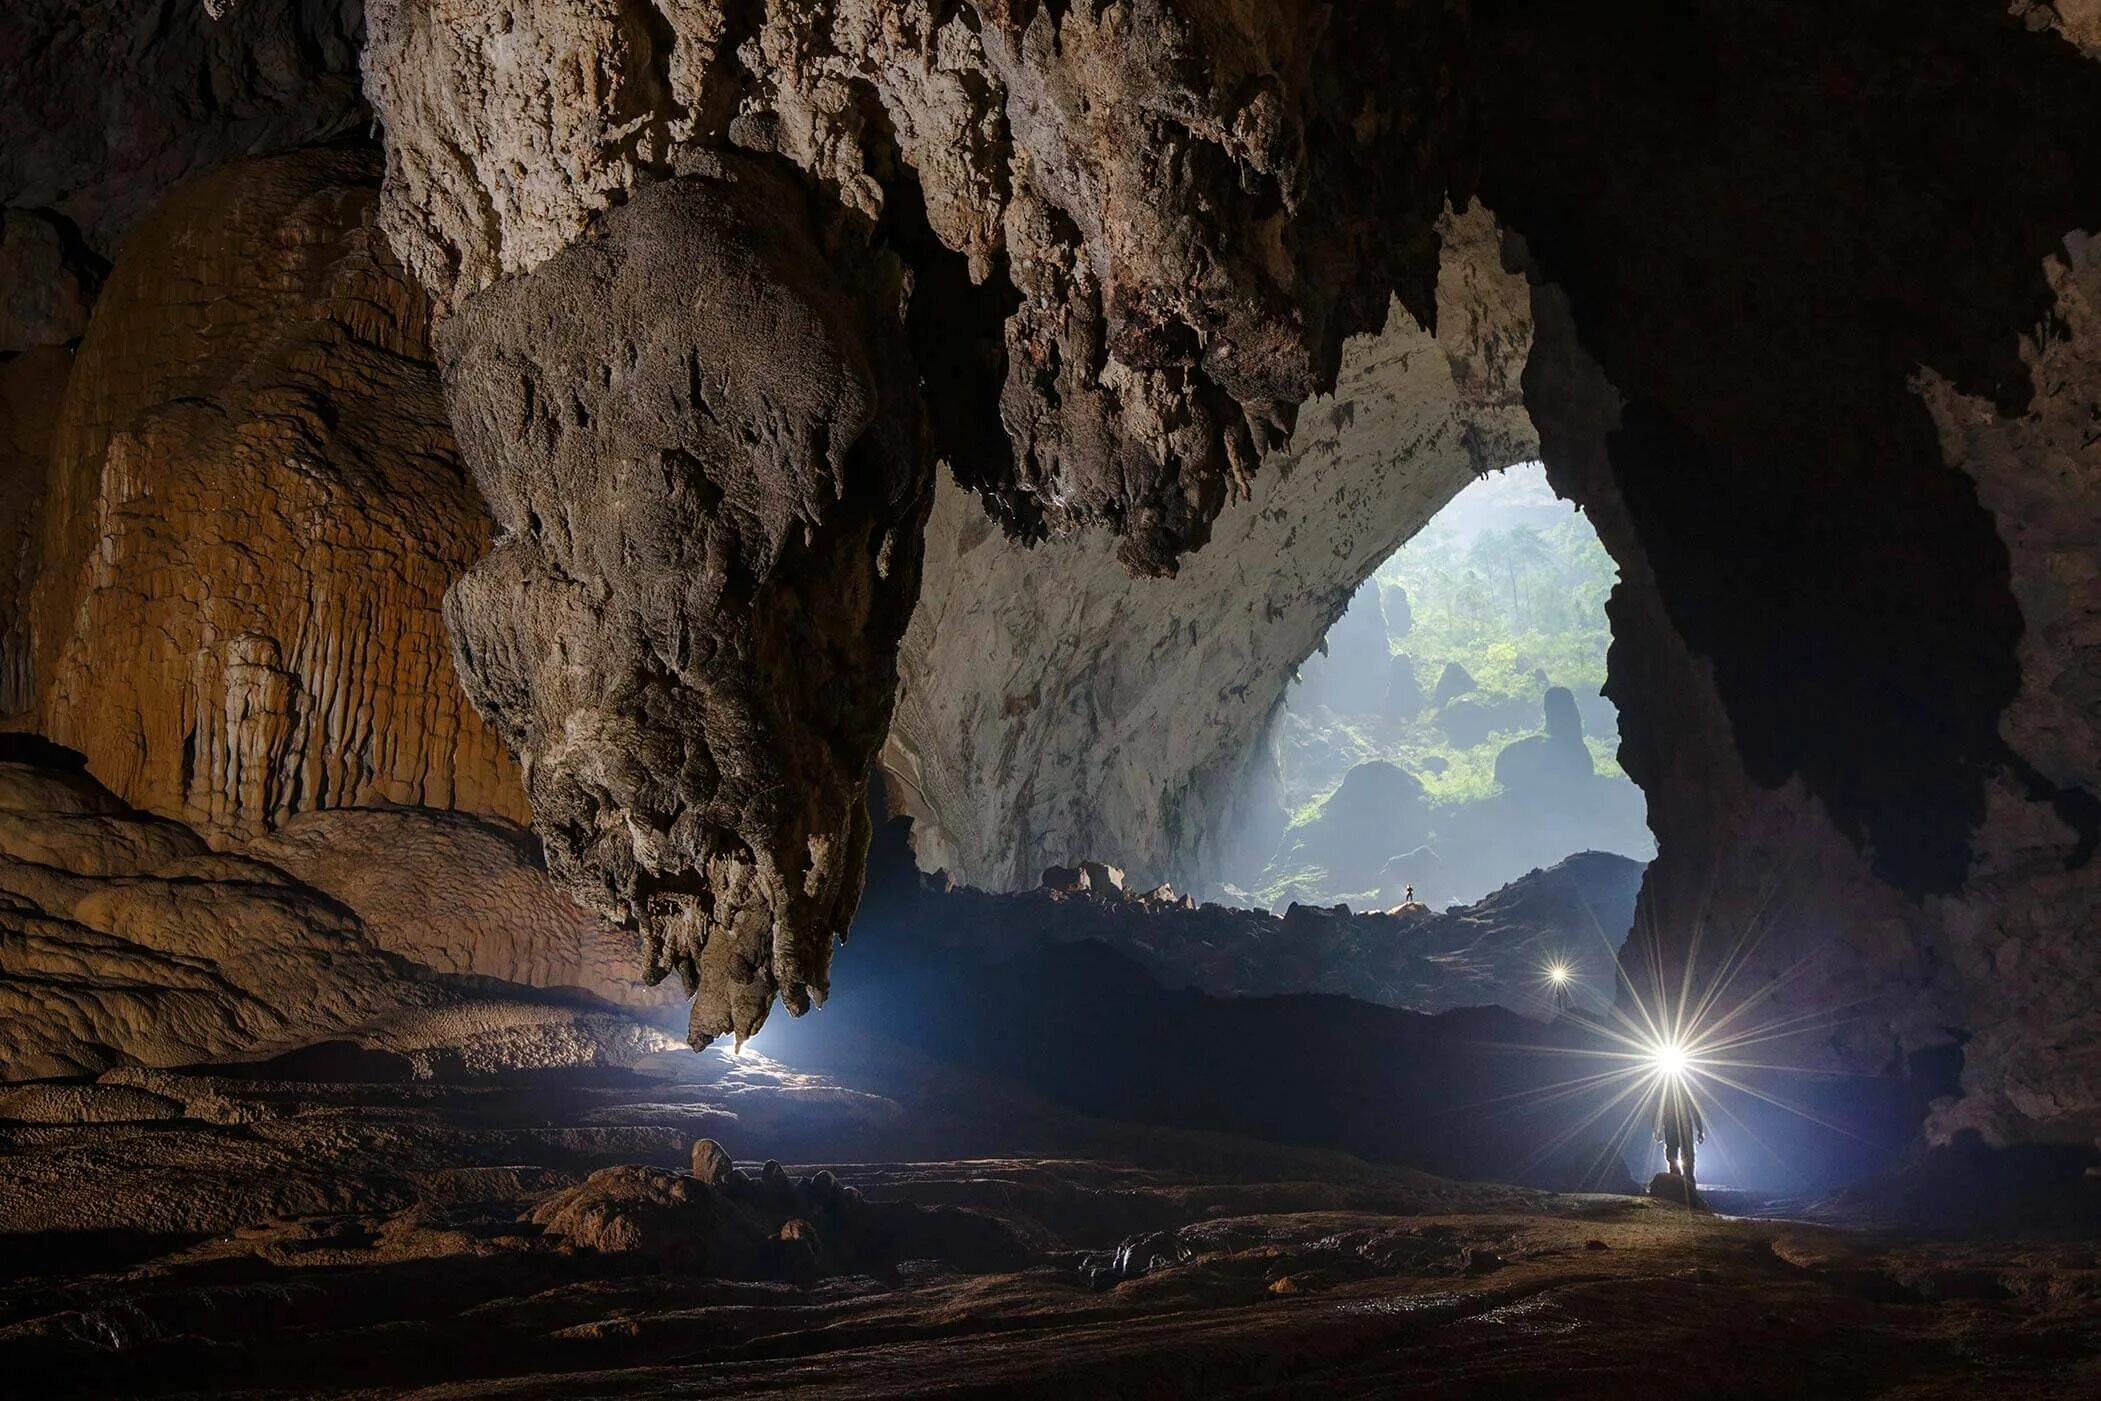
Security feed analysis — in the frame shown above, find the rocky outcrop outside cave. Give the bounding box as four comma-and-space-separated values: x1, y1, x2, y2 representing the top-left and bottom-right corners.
895, 844, 1645, 1020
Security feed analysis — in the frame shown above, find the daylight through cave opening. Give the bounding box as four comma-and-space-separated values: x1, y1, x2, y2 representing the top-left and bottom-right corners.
1222, 462, 1653, 917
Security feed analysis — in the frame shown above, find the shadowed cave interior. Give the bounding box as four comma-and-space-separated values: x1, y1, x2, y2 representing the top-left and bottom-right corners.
3, 3, 2101, 1397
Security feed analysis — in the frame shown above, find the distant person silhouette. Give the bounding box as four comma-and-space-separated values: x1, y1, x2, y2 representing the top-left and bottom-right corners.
1403, 884, 1415, 904
1656, 1079, 1706, 1200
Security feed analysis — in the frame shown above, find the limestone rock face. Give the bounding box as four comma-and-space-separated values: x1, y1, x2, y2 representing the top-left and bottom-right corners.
437, 159, 932, 1046
0, 749, 441, 1079
1492, 688, 1595, 797
1915, 232, 2101, 1143
0, 348, 69, 718
0, 209, 98, 353
0, 0, 367, 256
246, 808, 673, 1008
362, 0, 1462, 571
1467, 1, 2101, 1147
885, 204, 1537, 893
0, 739, 675, 1080
24, 147, 526, 839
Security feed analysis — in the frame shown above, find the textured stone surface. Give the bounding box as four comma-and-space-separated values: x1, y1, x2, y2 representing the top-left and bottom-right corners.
0, 209, 98, 352
0, 752, 441, 1079
363, 0, 1460, 568
0, 0, 367, 256
885, 203, 1536, 894
25, 147, 526, 839
438, 159, 931, 1047
1479, 1, 2101, 1143
0, 348, 69, 718
1916, 232, 2101, 1143
246, 807, 674, 1008
2012, 0, 2101, 56
0, 742, 672, 1080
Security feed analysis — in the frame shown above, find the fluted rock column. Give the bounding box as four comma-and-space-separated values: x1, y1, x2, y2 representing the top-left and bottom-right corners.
438, 157, 931, 1046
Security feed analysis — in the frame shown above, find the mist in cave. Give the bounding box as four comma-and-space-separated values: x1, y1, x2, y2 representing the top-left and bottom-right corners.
1223, 463, 1654, 915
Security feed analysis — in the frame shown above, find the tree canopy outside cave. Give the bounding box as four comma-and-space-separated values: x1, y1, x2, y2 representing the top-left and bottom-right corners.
1233, 463, 1654, 913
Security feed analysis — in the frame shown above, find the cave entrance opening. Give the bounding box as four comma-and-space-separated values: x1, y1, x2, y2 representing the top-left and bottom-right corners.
1221, 462, 1654, 913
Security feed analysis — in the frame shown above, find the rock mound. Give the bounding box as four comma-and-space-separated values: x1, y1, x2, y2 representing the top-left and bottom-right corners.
248, 808, 671, 1008
531, 1146, 1028, 1281
0, 745, 670, 1081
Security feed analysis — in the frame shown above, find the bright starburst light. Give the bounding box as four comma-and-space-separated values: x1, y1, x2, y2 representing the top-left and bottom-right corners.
1461, 848, 1881, 1197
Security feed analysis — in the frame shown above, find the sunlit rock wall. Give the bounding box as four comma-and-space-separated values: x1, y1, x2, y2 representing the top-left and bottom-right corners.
886, 203, 1538, 894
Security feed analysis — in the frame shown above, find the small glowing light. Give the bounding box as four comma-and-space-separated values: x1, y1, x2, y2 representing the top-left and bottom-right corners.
1651, 1040, 1691, 1078
1547, 962, 1572, 987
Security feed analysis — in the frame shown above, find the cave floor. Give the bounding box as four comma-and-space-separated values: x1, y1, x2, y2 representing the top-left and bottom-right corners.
3, 1059, 2097, 1399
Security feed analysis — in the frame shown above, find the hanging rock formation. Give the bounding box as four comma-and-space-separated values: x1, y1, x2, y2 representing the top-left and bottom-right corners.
5, 0, 2097, 1156
360, 0, 1476, 1035
436, 159, 933, 1046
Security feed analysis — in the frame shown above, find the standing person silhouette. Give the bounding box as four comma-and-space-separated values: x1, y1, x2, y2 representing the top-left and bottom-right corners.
1656, 1077, 1707, 1203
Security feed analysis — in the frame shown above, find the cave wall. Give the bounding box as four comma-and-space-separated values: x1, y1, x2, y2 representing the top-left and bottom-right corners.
1469, 1, 2101, 1146
0, 0, 369, 259
21, 147, 527, 838
887, 201, 1537, 894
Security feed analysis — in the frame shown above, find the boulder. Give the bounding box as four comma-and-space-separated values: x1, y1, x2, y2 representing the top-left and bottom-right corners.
691, 1138, 735, 1186
1384, 653, 1423, 721
528, 1166, 734, 1272
1079, 860, 1129, 897
1432, 661, 1478, 709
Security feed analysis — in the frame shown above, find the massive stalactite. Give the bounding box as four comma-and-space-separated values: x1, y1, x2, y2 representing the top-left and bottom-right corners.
436, 159, 932, 1046
360, 0, 1465, 1037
